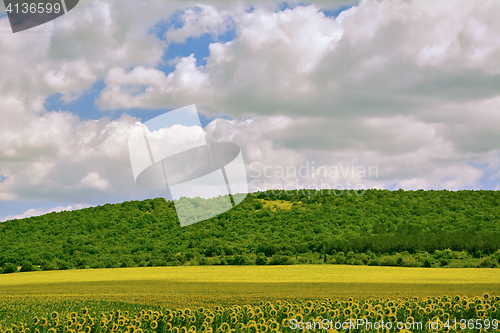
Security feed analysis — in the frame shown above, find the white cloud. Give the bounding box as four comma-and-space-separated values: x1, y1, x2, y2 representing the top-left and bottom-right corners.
80, 172, 111, 191
96, 56, 215, 109
0, 204, 91, 222
164, 4, 238, 44
1, 0, 500, 220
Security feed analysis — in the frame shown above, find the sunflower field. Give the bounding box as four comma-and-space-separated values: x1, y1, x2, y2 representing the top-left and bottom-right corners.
1, 294, 499, 333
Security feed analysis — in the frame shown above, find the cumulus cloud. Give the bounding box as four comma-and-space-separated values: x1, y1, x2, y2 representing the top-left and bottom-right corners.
94, 0, 500, 117
96, 56, 216, 110
1, 0, 500, 220
0, 204, 91, 222
164, 4, 238, 44
80, 172, 111, 191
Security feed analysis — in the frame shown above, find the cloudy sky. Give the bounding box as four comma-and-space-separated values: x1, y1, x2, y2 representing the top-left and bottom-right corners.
0, 0, 499, 221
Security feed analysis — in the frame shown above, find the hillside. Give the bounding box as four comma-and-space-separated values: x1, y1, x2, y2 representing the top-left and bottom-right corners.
1, 189, 500, 272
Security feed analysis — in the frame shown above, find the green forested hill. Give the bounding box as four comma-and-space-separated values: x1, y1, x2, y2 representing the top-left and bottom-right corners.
1, 189, 500, 272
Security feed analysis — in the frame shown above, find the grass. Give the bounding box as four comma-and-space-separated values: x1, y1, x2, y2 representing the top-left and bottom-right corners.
256, 199, 295, 211
0, 266, 499, 331
1, 266, 499, 308
1, 265, 500, 284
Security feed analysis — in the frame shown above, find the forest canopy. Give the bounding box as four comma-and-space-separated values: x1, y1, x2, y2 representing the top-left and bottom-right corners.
1, 189, 500, 272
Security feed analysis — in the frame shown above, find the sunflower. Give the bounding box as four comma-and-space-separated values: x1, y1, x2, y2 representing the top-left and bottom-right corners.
476, 310, 486, 318
268, 321, 278, 330
33, 317, 40, 325
188, 326, 196, 333
219, 323, 230, 331
40, 318, 48, 327
149, 321, 158, 329
248, 325, 257, 333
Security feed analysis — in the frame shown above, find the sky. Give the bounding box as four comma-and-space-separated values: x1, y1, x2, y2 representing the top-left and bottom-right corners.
0, 0, 499, 221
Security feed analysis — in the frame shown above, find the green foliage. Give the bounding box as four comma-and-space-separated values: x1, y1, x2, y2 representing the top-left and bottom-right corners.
20, 261, 34, 272
1, 262, 17, 274
0, 190, 499, 270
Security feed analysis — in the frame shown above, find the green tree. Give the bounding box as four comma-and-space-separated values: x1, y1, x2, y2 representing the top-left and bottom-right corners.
2, 262, 18, 274
20, 261, 34, 272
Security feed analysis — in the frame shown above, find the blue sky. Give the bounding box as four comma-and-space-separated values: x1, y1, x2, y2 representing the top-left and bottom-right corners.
43, 2, 349, 125
1, 0, 500, 222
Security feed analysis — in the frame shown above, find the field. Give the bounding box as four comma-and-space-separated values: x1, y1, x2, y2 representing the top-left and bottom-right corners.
1, 266, 499, 332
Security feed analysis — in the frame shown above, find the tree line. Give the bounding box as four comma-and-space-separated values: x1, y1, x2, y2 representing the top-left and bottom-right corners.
1, 189, 500, 273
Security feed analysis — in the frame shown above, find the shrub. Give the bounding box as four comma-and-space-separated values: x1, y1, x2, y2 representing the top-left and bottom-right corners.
422, 259, 432, 268
255, 253, 267, 265
380, 256, 398, 267
270, 254, 292, 265
42, 260, 59, 271
20, 261, 34, 272
1, 262, 18, 274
